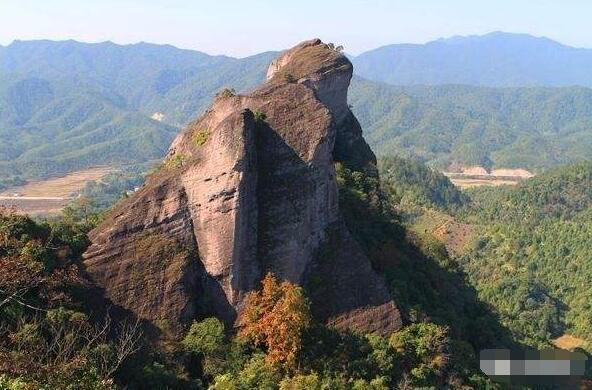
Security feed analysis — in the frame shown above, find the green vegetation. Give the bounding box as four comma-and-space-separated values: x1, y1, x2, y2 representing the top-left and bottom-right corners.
192, 129, 210, 146
185, 274, 487, 389
216, 88, 236, 98
383, 157, 592, 353
464, 161, 592, 224
350, 77, 592, 172
163, 153, 187, 170
76, 167, 147, 210
0, 207, 138, 388
182, 318, 228, 380
10, 156, 586, 387
0, 162, 507, 388
380, 156, 469, 212
253, 109, 267, 124
389, 323, 450, 385
337, 162, 512, 354
0, 90, 179, 181
0, 176, 26, 192
276, 70, 297, 83
0, 40, 275, 181
2, 39, 592, 183
3, 38, 591, 387
457, 162, 592, 347
0, 206, 204, 389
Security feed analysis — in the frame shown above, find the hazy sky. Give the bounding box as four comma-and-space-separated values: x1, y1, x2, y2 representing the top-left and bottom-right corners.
1, 0, 591, 57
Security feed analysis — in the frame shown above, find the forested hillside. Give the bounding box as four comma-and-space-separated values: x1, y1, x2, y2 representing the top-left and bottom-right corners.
0, 40, 276, 126
383, 159, 592, 350
0, 40, 275, 180
460, 162, 592, 347
379, 156, 469, 212
0, 90, 178, 179
351, 78, 592, 171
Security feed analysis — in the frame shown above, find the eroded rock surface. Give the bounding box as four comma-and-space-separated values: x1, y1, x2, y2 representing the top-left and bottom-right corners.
83, 39, 401, 336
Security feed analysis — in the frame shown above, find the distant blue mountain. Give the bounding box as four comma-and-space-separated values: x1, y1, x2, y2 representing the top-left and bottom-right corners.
351, 32, 592, 87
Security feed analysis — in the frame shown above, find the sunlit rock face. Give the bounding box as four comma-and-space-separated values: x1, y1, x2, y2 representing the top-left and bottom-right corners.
83, 39, 401, 336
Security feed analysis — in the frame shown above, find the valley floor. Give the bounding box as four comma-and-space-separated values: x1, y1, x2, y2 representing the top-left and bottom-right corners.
0, 167, 114, 215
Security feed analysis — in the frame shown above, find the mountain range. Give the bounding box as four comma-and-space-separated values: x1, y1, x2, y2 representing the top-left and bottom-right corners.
0, 40, 275, 180
352, 31, 592, 87
1, 32, 592, 181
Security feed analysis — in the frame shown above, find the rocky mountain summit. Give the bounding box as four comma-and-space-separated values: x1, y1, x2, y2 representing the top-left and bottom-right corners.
83, 39, 401, 336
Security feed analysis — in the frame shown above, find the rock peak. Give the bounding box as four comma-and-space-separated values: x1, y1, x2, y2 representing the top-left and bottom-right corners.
266, 38, 349, 81
83, 39, 401, 337
266, 39, 353, 125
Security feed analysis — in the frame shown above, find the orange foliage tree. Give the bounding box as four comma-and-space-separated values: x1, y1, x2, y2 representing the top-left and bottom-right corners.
239, 273, 312, 371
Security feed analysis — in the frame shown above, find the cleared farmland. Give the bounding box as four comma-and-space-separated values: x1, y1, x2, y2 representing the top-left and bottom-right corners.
442, 166, 534, 188
0, 167, 114, 216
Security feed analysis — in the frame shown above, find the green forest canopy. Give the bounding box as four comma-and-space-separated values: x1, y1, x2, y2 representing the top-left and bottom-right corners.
381, 158, 592, 349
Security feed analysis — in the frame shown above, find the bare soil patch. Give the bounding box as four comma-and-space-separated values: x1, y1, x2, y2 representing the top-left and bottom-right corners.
448, 177, 519, 188
552, 334, 589, 351
490, 168, 534, 178
0, 198, 68, 216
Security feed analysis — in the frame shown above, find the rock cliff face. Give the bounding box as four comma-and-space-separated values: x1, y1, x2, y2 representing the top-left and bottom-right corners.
83, 39, 401, 336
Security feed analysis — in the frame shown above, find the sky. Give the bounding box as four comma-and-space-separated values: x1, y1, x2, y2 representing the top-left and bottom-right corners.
0, 0, 591, 57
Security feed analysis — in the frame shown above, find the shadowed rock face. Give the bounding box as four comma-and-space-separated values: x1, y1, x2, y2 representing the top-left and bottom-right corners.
83, 39, 401, 336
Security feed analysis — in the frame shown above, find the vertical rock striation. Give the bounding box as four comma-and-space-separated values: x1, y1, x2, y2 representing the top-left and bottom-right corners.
83, 39, 401, 336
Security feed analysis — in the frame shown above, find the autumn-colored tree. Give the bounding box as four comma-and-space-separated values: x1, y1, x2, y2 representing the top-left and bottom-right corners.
239, 273, 311, 371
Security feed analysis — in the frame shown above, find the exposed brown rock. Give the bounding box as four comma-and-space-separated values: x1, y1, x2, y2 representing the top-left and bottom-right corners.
83, 39, 401, 336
